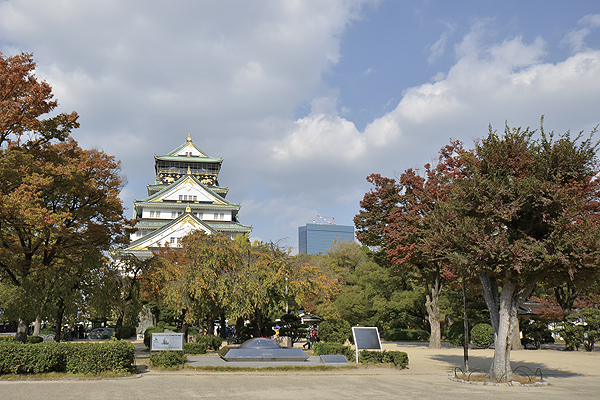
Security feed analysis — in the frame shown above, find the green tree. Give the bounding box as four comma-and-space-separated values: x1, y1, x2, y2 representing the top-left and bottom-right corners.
427, 122, 600, 379
0, 52, 127, 342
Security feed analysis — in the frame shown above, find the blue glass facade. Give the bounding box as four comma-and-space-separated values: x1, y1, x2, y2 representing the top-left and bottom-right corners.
298, 224, 355, 254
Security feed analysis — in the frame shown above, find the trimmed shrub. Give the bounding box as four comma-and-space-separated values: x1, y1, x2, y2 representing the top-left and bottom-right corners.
150, 351, 186, 368
184, 342, 207, 355
0, 340, 134, 374
64, 339, 135, 374
359, 350, 409, 368
445, 320, 466, 347
382, 329, 430, 341
119, 325, 136, 339
27, 336, 44, 344
317, 319, 352, 344
195, 334, 223, 351
312, 341, 354, 361
144, 326, 164, 349
0, 342, 64, 374
187, 326, 199, 337
521, 320, 554, 349
471, 323, 494, 348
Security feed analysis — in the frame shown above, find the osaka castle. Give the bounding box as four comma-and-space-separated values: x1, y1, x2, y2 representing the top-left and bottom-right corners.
122, 133, 252, 259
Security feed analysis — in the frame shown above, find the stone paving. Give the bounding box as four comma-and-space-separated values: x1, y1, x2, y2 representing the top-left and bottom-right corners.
1, 339, 599, 399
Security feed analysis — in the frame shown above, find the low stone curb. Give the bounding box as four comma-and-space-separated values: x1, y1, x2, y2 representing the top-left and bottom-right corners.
448, 374, 550, 386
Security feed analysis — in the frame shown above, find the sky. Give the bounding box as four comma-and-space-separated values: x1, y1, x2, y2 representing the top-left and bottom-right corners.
2, 0, 600, 252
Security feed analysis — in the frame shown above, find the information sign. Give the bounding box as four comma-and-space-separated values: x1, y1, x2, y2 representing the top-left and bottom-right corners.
352, 327, 382, 363
151, 332, 184, 351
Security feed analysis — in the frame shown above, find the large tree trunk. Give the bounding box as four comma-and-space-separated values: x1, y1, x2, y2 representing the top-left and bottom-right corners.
254, 309, 264, 338
489, 274, 535, 381
55, 300, 65, 343
479, 275, 499, 336
425, 268, 442, 349
15, 318, 29, 343
115, 314, 124, 340
33, 318, 41, 336
180, 308, 188, 343
198, 315, 205, 335
219, 313, 227, 339
510, 314, 523, 350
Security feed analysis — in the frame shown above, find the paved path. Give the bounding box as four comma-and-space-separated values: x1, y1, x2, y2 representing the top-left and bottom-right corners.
1, 341, 599, 399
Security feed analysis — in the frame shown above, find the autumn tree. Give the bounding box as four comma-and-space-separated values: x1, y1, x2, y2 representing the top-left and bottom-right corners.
155, 231, 246, 341
355, 149, 461, 348
428, 123, 600, 379
0, 52, 126, 341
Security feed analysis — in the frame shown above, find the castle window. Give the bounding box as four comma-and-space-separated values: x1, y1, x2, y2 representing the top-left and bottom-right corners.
156, 211, 161, 218
150, 211, 155, 218
171, 211, 177, 218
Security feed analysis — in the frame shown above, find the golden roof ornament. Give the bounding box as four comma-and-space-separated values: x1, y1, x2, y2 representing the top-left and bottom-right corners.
187, 132, 192, 142
185, 203, 191, 213
187, 166, 191, 175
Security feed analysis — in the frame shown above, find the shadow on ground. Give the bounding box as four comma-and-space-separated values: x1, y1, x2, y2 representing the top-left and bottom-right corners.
429, 354, 582, 378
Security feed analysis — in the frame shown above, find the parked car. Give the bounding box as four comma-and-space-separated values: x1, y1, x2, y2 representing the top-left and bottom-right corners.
88, 327, 115, 340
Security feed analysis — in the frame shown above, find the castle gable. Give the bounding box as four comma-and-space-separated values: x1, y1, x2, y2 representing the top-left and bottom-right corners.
124, 213, 216, 252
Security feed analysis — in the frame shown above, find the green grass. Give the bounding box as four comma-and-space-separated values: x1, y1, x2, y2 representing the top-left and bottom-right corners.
0, 370, 136, 380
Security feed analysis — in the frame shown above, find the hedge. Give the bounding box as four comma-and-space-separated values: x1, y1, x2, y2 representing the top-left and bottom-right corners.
0, 335, 45, 344
382, 329, 430, 341
359, 350, 409, 368
150, 351, 186, 368
312, 342, 354, 361
318, 319, 352, 344
64, 340, 134, 373
195, 334, 223, 351
184, 342, 207, 355
0, 339, 134, 374
144, 326, 165, 348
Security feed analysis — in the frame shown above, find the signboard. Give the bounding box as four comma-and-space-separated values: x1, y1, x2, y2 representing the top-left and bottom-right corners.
352, 327, 382, 363
151, 332, 184, 351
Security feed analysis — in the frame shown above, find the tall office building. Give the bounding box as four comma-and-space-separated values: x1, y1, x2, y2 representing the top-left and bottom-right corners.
298, 223, 355, 254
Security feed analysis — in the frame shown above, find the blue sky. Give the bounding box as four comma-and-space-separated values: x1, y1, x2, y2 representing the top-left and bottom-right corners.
2, 1, 600, 252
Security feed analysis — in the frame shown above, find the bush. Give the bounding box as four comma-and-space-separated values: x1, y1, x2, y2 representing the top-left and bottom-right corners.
318, 319, 352, 344
187, 326, 199, 337
470, 323, 494, 348
150, 351, 185, 368
559, 324, 584, 350
564, 308, 600, 351
144, 326, 164, 349
382, 329, 430, 341
0, 340, 134, 374
445, 320, 466, 347
26, 336, 44, 344
119, 325, 136, 339
312, 341, 354, 361
64, 339, 135, 374
359, 350, 409, 368
184, 342, 207, 355
521, 320, 554, 349
0, 342, 64, 374
195, 334, 223, 351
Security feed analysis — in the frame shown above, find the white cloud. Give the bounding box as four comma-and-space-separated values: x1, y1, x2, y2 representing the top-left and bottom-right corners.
2, 2, 600, 245
428, 22, 455, 65
563, 13, 600, 53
